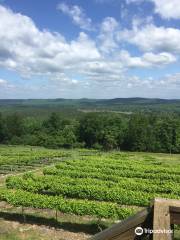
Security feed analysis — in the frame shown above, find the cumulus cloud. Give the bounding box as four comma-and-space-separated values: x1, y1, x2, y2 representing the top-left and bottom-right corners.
119, 51, 176, 68
118, 24, 180, 53
115, 73, 180, 90
149, 0, 180, 19
57, 2, 93, 31
0, 5, 125, 90
0, 5, 123, 90
0, 5, 100, 83
159, 73, 180, 86
98, 17, 119, 54
0, 4, 179, 98
127, 0, 180, 19
101, 17, 118, 32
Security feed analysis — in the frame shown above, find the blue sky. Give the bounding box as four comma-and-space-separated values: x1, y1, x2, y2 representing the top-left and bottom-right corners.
0, 0, 180, 99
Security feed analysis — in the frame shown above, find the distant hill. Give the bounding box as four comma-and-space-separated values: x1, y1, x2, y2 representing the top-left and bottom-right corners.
0, 98, 180, 116
0, 97, 180, 105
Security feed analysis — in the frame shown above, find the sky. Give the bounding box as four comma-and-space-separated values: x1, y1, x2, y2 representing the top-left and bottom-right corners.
0, 0, 180, 99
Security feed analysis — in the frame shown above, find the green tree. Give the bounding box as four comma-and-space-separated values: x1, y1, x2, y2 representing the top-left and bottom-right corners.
0, 113, 6, 142
6, 113, 24, 139
79, 113, 104, 148
125, 114, 151, 151
62, 125, 77, 148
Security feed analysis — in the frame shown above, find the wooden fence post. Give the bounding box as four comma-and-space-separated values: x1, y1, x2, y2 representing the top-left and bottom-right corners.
153, 199, 172, 240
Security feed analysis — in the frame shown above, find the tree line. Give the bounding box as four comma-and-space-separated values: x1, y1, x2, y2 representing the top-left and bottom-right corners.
0, 112, 179, 153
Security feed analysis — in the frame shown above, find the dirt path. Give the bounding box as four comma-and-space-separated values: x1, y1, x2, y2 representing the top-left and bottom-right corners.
0, 218, 92, 240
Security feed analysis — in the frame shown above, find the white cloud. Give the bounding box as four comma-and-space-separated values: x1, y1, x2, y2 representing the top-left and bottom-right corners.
142, 52, 176, 65
118, 24, 180, 53
113, 73, 180, 90
0, 78, 14, 89
0, 5, 100, 82
131, 16, 154, 29
0, 5, 124, 89
150, 0, 180, 19
0, 79, 7, 85
98, 17, 119, 54
101, 17, 118, 32
119, 50, 176, 68
57, 2, 93, 31
0, 4, 179, 99
127, 0, 180, 19
159, 73, 180, 86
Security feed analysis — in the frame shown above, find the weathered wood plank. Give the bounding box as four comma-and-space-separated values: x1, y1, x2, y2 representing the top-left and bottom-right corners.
153, 200, 172, 240
152, 198, 180, 240
91, 198, 180, 240
169, 206, 180, 224
91, 208, 150, 240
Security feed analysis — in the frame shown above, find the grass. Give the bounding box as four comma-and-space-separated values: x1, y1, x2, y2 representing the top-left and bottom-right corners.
0, 202, 110, 240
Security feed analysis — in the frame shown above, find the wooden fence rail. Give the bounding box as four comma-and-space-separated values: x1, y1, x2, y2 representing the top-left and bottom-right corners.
91, 198, 180, 240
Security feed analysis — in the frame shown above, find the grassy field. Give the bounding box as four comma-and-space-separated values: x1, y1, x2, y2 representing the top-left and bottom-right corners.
0, 145, 180, 239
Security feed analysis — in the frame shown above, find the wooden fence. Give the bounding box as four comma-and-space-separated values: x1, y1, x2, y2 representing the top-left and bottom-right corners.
91, 198, 180, 240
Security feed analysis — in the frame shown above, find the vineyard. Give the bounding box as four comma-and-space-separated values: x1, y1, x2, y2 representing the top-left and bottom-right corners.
0, 147, 180, 224
0, 145, 70, 174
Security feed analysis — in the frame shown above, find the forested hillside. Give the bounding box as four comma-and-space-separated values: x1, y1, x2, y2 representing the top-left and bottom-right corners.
0, 110, 179, 153
0, 98, 180, 116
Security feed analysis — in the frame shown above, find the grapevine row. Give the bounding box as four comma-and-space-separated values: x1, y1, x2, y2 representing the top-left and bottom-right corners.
0, 188, 136, 219
6, 175, 180, 206
44, 165, 180, 182
59, 159, 180, 175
